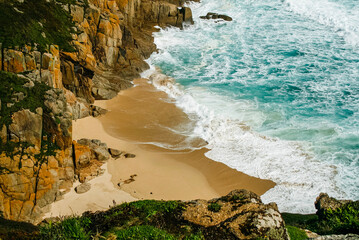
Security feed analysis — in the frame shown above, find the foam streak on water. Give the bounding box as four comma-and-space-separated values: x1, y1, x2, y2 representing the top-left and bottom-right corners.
143, 0, 359, 213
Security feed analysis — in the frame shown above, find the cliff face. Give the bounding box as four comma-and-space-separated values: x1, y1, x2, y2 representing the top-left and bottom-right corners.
0, 73, 74, 223
0, 0, 195, 223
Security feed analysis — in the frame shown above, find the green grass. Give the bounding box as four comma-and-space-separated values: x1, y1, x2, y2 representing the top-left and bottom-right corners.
114, 225, 177, 240
286, 226, 307, 240
113, 225, 204, 240
103, 200, 184, 225
207, 202, 222, 212
39, 217, 92, 240
128, 200, 184, 217
37, 200, 199, 239
282, 213, 318, 228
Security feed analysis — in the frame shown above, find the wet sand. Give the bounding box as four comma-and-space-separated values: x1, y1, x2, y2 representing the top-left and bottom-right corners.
98, 78, 275, 200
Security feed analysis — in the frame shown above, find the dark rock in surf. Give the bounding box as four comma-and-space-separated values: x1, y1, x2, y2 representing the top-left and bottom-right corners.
200, 12, 233, 21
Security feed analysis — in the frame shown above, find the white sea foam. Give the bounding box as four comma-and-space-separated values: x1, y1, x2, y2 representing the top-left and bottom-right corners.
283, 0, 359, 48
142, 0, 359, 213
147, 70, 342, 213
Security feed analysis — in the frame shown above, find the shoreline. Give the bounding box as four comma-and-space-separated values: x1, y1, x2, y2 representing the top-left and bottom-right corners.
44, 78, 275, 219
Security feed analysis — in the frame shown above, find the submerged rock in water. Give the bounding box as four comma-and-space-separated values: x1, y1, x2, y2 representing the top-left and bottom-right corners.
200, 12, 233, 21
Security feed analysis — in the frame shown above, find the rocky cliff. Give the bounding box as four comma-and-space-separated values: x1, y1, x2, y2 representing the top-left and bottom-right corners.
0, 72, 74, 222
0, 0, 196, 223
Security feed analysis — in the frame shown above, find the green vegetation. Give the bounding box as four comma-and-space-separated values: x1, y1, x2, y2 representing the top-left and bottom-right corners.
320, 203, 359, 234
281, 212, 318, 228
0, 217, 39, 240
0, 71, 50, 128
36, 200, 206, 240
0, 71, 60, 191
0, 0, 77, 51
1, 197, 358, 239
113, 225, 177, 240
125, 200, 184, 218
286, 226, 307, 240
207, 202, 222, 212
282, 202, 359, 235
0, 0, 77, 70
39, 217, 91, 240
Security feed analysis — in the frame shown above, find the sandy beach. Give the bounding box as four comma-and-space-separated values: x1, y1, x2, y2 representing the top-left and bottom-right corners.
44, 78, 275, 219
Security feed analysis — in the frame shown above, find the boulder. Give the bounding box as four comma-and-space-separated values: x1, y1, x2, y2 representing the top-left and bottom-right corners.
77, 138, 110, 162
90, 105, 108, 117
183, 189, 289, 239
73, 140, 106, 183
200, 12, 233, 21
108, 148, 123, 159
124, 153, 136, 158
75, 183, 91, 194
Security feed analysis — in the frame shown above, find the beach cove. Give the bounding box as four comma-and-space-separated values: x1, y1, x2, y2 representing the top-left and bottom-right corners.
44, 78, 275, 218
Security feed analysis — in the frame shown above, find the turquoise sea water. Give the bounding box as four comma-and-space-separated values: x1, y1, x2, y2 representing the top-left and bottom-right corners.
144, 0, 359, 213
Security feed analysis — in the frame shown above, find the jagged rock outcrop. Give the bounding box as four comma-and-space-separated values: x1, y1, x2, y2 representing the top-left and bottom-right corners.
2, 0, 196, 108
63, 0, 196, 102
73, 138, 110, 183
315, 193, 354, 220
183, 189, 289, 239
1, 46, 63, 90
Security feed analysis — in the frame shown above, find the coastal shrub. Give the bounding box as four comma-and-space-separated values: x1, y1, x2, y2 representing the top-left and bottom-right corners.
114, 225, 176, 240
184, 232, 205, 240
39, 217, 92, 240
286, 226, 307, 240
0, 0, 77, 53
207, 202, 222, 212
321, 203, 359, 234
83, 200, 186, 235
230, 194, 245, 201
282, 202, 359, 235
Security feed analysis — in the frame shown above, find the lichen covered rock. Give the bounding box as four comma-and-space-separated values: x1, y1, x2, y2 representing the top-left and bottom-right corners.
183, 190, 289, 239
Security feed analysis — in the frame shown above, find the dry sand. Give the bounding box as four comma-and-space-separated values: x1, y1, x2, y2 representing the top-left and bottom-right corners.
44, 78, 275, 219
